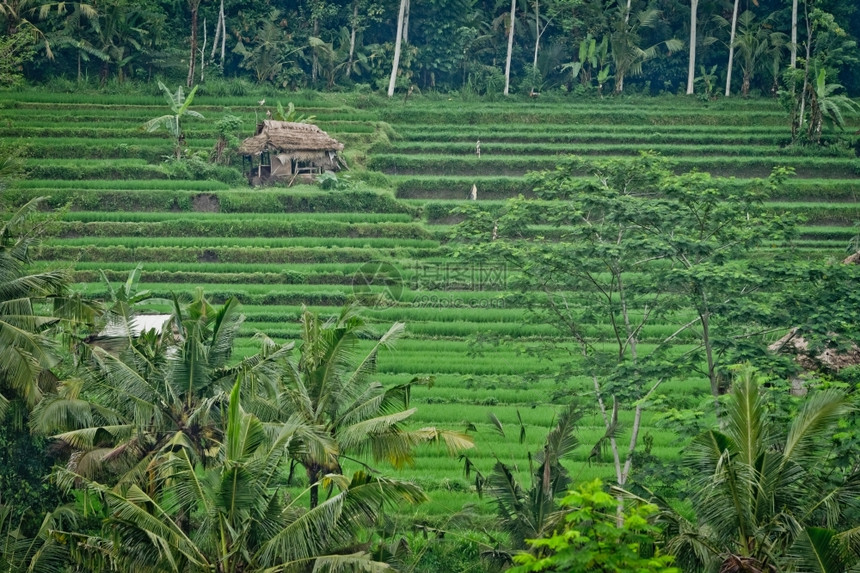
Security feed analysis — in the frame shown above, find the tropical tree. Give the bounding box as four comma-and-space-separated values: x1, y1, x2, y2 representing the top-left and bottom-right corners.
0, 503, 77, 572
89, 0, 149, 84
252, 304, 474, 508
562, 33, 609, 90
32, 291, 324, 489
142, 81, 203, 159
233, 10, 305, 86
0, 0, 95, 59
608, 2, 683, 93
805, 68, 859, 143
732, 11, 785, 97
53, 381, 426, 572
0, 197, 71, 423
475, 404, 584, 558
0, 29, 35, 85
659, 367, 860, 572
185, 0, 202, 86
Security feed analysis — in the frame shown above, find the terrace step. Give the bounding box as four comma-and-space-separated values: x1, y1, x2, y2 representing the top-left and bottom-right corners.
371, 154, 860, 179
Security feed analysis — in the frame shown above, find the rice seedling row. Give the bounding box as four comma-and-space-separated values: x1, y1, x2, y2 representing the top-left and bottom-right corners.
39, 245, 442, 264
369, 153, 860, 178
376, 142, 833, 158
394, 175, 860, 202
43, 236, 440, 248
58, 211, 416, 223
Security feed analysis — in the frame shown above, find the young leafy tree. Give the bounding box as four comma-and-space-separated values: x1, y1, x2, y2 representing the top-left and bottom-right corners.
452, 153, 792, 492
510, 479, 679, 573
452, 154, 676, 490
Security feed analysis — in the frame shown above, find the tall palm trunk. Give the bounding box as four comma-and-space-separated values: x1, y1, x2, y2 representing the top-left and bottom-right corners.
308, 465, 320, 508
725, 0, 739, 96
312, 17, 319, 84
503, 0, 516, 95
790, 0, 798, 68
686, 0, 699, 94
348, 0, 359, 77
403, 0, 409, 44
209, 0, 225, 70
532, 0, 539, 70
186, 0, 200, 87
387, 0, 408, 97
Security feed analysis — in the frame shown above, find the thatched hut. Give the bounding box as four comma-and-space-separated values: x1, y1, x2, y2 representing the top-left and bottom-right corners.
238, 120, 345, 185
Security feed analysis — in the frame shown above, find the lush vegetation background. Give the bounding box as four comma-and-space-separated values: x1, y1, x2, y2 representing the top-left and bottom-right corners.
1, 0, 859, 97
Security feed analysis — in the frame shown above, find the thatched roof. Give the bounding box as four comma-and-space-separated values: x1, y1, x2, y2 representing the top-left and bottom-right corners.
238, 120, 344, 156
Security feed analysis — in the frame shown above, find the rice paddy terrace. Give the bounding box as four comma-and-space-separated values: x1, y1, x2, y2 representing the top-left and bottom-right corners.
1, 90, 858, 519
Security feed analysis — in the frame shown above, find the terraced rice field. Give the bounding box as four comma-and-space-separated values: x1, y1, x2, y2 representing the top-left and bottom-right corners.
1, 91, 857, 518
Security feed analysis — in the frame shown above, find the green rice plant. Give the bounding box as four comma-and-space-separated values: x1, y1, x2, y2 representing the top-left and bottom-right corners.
379, 141, 803, 158
44, 236, 440, 248
25, 163, 170, 181
395, 122, 788, 137
57, 211, 415, 223
380, 107, 787, 127
38, 245, 441, 265
369, 153, 860, 178
9, 179, 231, 190
51, 219, 433, 239
769, 202, 860, 224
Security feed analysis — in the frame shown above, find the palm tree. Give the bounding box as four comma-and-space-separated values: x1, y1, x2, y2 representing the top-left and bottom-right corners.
806, 68, 859, 144
53, 381, 426, 572
142, 81, 203, 159
0, 503, 77, 572
255, 304, 474, 508
32, 290, 322, 488
0, 0, 95, 59
660, 367, 860, 572
483, 404, 582, 555
733, 11, 785, 97
608, 1, 683, 94
0, 198, 71, 424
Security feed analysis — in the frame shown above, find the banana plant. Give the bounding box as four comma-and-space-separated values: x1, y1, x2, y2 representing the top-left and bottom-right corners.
142, 81, 203, 159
